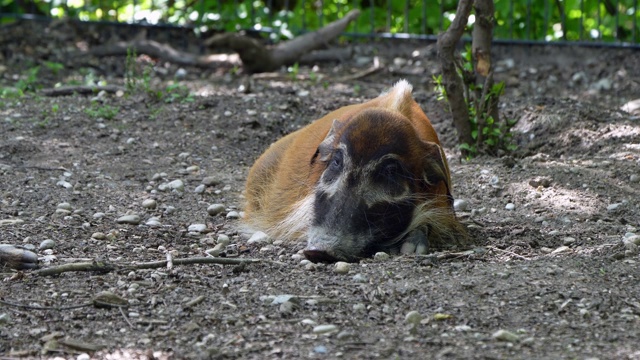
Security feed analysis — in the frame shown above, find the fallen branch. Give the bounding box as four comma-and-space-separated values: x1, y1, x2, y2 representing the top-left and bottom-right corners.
31, 256, 265, 277
336, 56, 383, 82
80, 39, 240, 68
41, 85, 125, 97
205, 10, 360, 72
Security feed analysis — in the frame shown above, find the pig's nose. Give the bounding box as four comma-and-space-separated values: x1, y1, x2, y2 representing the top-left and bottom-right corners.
303, 249, 340, 263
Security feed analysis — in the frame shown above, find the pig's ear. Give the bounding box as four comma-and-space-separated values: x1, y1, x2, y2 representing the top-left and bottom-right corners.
421, 141, 452, 201
312, 119, 345, 163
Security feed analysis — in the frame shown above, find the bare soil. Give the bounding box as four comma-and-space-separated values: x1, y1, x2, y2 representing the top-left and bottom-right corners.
1, 21, 639, 359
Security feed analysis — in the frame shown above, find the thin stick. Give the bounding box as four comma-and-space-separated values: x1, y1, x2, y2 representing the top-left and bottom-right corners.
487, 246, 531, 261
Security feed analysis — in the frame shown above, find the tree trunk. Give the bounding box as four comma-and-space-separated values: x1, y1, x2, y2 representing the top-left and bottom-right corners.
436, 0, 474, 149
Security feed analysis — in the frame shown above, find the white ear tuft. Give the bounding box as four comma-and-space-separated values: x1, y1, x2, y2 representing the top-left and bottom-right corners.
380, 79, 414, 112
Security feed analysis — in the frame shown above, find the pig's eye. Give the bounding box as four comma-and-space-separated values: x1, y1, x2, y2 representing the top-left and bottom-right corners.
329, 150, 343, 171
375, 159, 408, 193
379, 160, 402, 179
321, 150, 344, 184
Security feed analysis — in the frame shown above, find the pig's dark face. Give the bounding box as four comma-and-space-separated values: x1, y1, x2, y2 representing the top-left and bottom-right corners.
303, 109, 452, 263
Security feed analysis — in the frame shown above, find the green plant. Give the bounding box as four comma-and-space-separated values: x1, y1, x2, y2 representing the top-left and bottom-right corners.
433, 46, 517, 158
0, 87, 24, 99
85, 104, 119, 120
288, 62, 300, 81
162, 83, 194, 103
43, 61, 64, 75
125, 48, 138, 93
17, 66, 41, 93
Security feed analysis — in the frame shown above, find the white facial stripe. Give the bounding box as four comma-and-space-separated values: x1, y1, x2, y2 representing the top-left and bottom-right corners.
317, 143, 350, 198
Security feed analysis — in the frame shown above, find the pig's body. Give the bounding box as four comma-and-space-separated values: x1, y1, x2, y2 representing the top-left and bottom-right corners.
244, 80, 467, 262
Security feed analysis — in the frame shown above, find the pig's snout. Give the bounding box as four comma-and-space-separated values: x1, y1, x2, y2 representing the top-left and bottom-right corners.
303, 248, 341, 263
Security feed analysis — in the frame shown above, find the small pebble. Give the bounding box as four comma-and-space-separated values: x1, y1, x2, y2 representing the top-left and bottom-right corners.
313, 345, 327, 354
142, 199, 157, 209
146, 217, 162, 227
217, 234, 230, 245
167, 179, 185, 191
301, 319, 317, 326
405, 310, 422, 326
374, 252, 390, 261
39, 239, 55, 250
91, 232, 106, 240
226, 211, 240, 219
352, 273, 367, 283
186, 165, 199, 172
313, 324, 338, 334
206, 243, 226, 256
336, 331, 356, 340
57, 180, 72, 189
505, 203, 516, 211
175, 68, 187, 78
607, 203, 622, 211
453, 199, 469, 212
57, 202, 72, 211
207, 204, 225, 216
353, 303, 366, 311
334, 261, 350, 274
551, 246, 570, 254
271, 295, 298, 305
248, 231, 269, 244
164, 206, 176, 215
93, 212, 105, 219
624, 235, 640, 246
116, 214, 141, 225
202, 177, 220, 186
492, 329, 520, 343
630, 174, 640, 183
563, 237, 576, 245
194, 184, 206, 193
76, 354, 91, 360
188, 224, 207, 233
528, 176, 552, 188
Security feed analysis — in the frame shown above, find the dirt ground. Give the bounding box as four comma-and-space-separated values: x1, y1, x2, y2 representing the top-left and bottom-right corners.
1, 21, 640, 359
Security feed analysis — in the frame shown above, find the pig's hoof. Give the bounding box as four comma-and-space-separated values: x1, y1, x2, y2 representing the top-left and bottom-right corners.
0, 244, 38, 270
400, 228, 429, 255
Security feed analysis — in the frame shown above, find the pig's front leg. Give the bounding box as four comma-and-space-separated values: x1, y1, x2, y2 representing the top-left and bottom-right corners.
400, 227, 429, 255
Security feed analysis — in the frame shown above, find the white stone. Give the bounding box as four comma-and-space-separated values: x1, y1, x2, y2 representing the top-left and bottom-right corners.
39, 239, 55, 250
207, 204, 225, 216
57, 202, 72, 211
454, 199, 469, 212
334, 262, 350, 274
167, 179, 184, 191
374, 252, 390, 261
313, 324, 338, 334
188, 224, 207, 233
505, 203, 516, 211
142, 199, 157, 209
405, 310, 422, 326
248, 231, 269, 244
116, 214, 141, 225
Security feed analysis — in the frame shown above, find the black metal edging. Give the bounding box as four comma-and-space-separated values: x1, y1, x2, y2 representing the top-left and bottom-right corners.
2, 13, 639, 50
